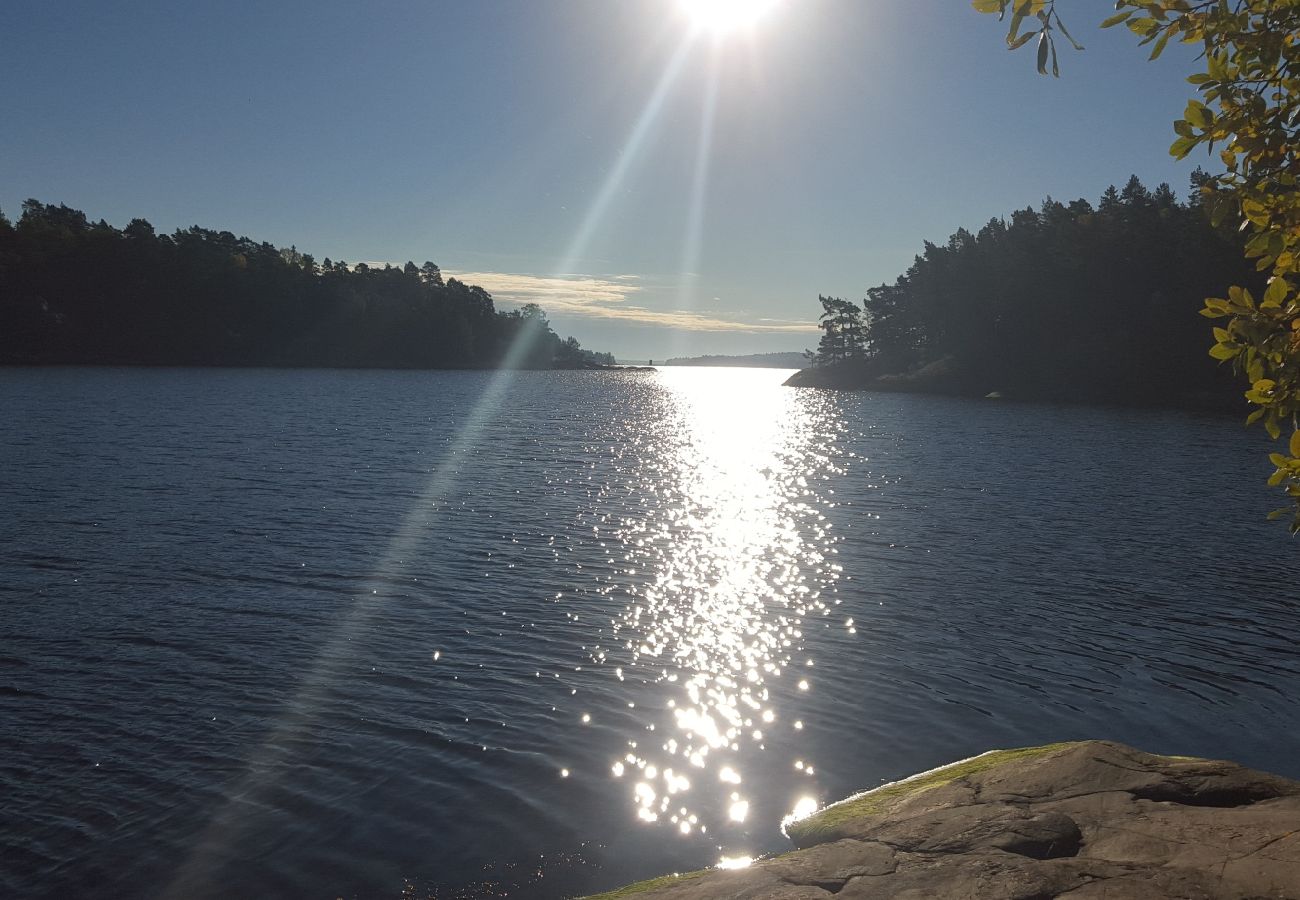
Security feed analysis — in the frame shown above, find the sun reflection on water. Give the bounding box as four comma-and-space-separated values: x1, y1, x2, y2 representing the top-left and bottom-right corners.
598, 367, 843, 853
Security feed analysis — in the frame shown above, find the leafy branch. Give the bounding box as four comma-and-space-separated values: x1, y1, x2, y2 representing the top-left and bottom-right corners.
972, 0, 1085, 75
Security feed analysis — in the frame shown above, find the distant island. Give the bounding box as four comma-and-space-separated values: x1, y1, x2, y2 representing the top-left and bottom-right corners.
0, 200, 616, 370
786, 175, 1257, 412
664, 351, 808, 368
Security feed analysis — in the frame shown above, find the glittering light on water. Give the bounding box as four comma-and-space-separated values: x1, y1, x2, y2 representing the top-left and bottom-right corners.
789, 796, 818, 821
594, 368, 845, 841
717, 855, 753, 870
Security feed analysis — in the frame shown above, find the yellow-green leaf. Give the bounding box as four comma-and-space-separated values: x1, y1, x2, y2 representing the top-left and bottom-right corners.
1228, 286, 1255, 309
1185, 100, 1211, 128
1149, 29, 1172, 60
1242, 198, 1269, 225
1054, 13, 1084, 51
1008, 31, 1035, 50
1263, 277, 1289, 308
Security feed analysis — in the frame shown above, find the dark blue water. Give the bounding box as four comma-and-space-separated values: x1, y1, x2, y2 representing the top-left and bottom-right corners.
2, 366, 1296, 899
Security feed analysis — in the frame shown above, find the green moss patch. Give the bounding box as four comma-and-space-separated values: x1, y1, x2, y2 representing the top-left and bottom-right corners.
579, 868, 708, 899
784, 742, 1080, 847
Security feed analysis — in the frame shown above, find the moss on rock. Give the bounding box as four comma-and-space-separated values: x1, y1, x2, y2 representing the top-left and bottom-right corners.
783, 742, 1077, 847
578, 741, 1300, 899
579, 868, 708, 899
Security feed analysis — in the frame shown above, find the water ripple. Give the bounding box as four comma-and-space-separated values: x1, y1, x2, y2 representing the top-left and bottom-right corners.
0, 367, 1296, 899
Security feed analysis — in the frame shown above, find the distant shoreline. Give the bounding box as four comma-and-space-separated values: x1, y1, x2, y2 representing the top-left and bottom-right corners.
662, 351, 807, 368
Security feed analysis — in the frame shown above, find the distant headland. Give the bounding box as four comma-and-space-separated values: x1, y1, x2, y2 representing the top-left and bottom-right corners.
664, 352, 808, 368
784, 176, 1259, 415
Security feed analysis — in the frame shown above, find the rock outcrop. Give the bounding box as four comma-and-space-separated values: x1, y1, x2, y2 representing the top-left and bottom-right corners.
583, 740, 1300, 899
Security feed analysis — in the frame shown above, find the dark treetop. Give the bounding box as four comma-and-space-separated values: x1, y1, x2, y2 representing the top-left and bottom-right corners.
794, 174, 1262, 410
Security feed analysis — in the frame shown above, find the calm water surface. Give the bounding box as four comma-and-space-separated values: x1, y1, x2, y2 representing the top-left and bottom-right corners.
2, 366, 1297, 898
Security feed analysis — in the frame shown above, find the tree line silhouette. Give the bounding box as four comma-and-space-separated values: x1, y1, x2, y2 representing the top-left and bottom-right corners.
805, 174, 1263, 406
0, 200, 615, 370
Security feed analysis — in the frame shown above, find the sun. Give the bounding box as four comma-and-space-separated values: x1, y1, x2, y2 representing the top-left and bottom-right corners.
677, 0, 782, 36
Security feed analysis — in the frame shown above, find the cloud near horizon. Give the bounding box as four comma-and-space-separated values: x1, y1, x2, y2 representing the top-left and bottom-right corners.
446, 270, 818, 333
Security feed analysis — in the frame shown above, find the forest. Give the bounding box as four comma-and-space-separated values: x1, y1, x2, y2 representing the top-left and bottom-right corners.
0, 200, 614, 370
799, 174, 1263, 408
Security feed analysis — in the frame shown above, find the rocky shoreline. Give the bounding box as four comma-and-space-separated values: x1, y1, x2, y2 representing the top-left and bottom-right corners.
782, 361, 1243, 414
582, 740, 1300, 899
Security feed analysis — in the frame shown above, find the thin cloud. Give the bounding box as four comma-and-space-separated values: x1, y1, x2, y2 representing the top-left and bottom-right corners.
447, 270, 818, 334
449, 271, 637, 307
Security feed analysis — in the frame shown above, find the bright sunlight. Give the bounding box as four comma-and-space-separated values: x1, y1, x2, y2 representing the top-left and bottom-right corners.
677, 0, 782, 36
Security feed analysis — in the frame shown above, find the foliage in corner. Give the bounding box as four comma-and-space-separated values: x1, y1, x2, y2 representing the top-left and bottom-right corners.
975, 0, 1300, 532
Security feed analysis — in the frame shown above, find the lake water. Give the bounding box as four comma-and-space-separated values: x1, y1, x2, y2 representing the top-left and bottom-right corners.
2, 366, 1297, 899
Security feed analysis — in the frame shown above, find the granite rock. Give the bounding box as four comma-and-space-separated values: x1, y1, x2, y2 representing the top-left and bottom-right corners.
583, 740, 1300, 900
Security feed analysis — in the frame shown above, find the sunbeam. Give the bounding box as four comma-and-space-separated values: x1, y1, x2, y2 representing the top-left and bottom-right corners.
554, 40, 694, 279
165, 322, 552, 895
667, 48, 722, 360
553, 12, 782, 348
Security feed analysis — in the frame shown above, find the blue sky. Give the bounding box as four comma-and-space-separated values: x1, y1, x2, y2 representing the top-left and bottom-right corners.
1, 1, 1208, 360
